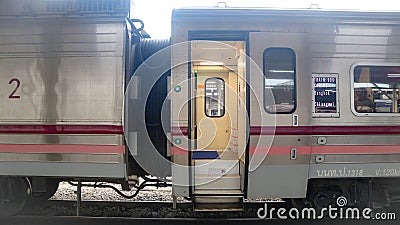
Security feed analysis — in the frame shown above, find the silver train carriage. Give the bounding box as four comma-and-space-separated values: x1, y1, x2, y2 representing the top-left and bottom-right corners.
0, 0, 172, 216
167, 7, 400, 211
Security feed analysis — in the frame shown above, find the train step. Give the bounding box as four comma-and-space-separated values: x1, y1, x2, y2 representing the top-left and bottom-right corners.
194, 174, 241, 190
194, 159, 239, 176
193, 203, 244, 212
193, 189, 243, 196
193, 191, 243, 211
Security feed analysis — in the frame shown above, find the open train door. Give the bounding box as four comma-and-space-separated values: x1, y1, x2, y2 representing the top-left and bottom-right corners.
189, 40, 248, 211
247, 31, 312, 199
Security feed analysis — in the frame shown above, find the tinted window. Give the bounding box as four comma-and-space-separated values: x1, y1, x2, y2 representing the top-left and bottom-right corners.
205, 78, 225, 117
264, 48, 296, 114
354, 66, 400, 114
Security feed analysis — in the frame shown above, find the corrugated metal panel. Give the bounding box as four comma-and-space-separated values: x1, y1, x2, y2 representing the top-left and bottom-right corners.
173, 8, 400, 24
310, 24, 400, 59
0, 22, 123, 58
0, 0, 131, 17
46, 0, 128, 13
0, 20, 125, 123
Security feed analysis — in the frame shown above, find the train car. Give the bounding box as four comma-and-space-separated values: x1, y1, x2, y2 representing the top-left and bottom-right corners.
0, 0, 144, 216
168, 7, 400, 211
0, 0, 174, 216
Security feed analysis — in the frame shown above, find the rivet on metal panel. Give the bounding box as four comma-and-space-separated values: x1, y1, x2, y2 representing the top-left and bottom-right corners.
174, 86, 181, 92
317, 137, 327, 145
315, 155, 325, 163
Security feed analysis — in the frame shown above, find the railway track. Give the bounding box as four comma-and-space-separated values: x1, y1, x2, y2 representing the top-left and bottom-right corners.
0, 215, 390, 225
0, 199, 393, 225
21, 199, 281, 218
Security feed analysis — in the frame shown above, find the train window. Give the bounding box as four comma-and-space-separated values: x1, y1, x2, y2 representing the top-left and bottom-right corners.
263, 48, 296, 114
353, 65, 400, 114
312, 74, 339, 117
205, 78, 225, 117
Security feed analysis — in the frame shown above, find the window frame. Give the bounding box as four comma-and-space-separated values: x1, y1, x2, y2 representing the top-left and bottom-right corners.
351, 62, 400, 117
204, 77, 225, 118
263, 47, 297, 114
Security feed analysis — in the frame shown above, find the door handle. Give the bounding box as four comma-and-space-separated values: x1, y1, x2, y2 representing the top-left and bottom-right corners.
290, 148, 297, 160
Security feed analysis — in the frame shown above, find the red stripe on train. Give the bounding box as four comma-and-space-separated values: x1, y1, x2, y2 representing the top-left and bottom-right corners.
5, 125, 400, 135
171, 126, 400, 136
0, 125, 124, 135
171, 146, 188, 155
251, 145, 400, 155
171, 127, 189, 136
249, 146, 311, 155
250, 126, 400, 135
0, 144, 125, 154
312, 145, 400, 154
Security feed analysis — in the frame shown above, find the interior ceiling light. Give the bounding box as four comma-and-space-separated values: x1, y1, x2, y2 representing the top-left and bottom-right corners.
269, 70, 294, 73
387, 73, 400, 77
199, 61, 224, 66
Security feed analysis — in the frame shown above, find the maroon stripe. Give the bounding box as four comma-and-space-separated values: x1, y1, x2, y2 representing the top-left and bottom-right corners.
8, 125, 399, 136
172, 126, 400, 136
171, 126, 189, 136
250, 126, 311, 135
0, 144, 125, 153
251, 126, 400, 135
0, 125, 124, 135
